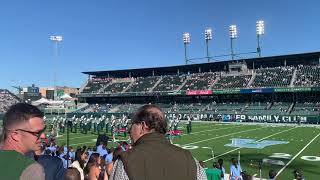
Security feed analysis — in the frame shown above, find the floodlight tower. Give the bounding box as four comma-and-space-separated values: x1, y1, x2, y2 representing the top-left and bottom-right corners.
256, 20, 265, 57
50, 35, 63, 99
229, 25, 237, 60
205, 28, 213, 62
183, 32, 190, 64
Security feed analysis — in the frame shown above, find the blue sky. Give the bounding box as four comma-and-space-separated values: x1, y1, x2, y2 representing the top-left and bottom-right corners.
0, 0, 319, 92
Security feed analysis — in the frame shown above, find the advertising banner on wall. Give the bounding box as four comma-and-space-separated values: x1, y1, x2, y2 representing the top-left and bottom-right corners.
240, 88, 274, 94
66, 112, 319, 124
186, 90, 212, 95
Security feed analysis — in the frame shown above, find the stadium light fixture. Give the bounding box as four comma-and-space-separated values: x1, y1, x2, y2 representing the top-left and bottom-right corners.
256, 20, 265, 35
205, 28, 213, 62
229, 25, 237, 60
256, 20, 265, 57
229, 25, 237, 39
50, 35, 63, 42
205, 28, 213, 40
183, 32, 190, 64
183, 32, 190, 44
50, 35, 63, 100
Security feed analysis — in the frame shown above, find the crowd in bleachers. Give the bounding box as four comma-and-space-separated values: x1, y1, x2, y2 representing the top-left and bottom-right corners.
82, 78, 112, 94
80, 101, 319, 116
127, 76, 160, 92
205, 102, 244, 114
103, 81, 131, 94
295, 65, 320, 87
153, 75, 186, 92
213, 75, 251, 89
115, 103, 142, 113
291, 102, 320, 115
269, 102, 290, 115
0, 89, 21, 113
80, 64, 320, 95
251, 66, 294, 88
242, 102, 269, 114
181, 72, 218, 91
85, 104, 112, 113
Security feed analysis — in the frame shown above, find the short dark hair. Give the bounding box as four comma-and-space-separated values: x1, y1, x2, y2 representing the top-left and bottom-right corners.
132, 105, 167, 134
64, 167, 81, 180
3, 103, 43, 140
269, 169, 277, 178
213, 161, 220, 168
293, 169, 303, 178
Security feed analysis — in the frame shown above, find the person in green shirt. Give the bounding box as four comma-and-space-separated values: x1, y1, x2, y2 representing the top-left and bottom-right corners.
205, 162, 222, 180
0, 103, 46, 180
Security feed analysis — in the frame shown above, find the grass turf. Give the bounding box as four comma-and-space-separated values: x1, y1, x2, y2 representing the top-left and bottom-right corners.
2, 119, 320, 179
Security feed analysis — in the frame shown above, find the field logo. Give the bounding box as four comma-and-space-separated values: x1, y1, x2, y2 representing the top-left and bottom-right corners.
225, 138, 289, 149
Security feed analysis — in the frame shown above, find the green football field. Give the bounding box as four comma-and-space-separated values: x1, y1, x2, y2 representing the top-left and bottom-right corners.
1, 118, 319, 179
53, 122, 320, 180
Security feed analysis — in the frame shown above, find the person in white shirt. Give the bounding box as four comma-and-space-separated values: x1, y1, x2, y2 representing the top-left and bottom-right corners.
71, 148, 88, 180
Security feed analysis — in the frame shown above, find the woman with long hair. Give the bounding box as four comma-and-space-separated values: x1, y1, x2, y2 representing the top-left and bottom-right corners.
85, 152, 103, 180
71, 148, 87, 180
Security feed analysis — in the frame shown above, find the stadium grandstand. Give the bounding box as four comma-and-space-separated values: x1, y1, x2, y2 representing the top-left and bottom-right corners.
0, 89, 21, 113
77, 51, 320, 124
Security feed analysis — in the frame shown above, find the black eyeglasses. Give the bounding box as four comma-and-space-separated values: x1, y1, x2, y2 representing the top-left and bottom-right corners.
16, 126, 46, 139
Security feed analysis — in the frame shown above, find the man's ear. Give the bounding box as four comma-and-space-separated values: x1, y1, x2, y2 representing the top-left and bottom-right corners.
10, 131, 21, 142
141, 121, 148, 132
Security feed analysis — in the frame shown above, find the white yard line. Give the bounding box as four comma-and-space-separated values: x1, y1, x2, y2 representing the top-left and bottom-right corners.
203, 126, 298, 162
182, 127, 267, 146
275, 132, 320, 178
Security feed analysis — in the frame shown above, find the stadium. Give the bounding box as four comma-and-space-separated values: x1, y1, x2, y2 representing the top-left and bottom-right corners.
1, 50, 320, 179
1, 1, 320, 180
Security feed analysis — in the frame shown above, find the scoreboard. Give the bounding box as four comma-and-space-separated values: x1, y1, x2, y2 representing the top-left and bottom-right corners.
27, 86, 39, 97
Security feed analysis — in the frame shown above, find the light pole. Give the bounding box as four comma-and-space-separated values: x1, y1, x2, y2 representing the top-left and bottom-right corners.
50, 35, 63, 100
229, 25, 237, 60
256, 20, 265, 57
205, 28, 213, 62
183, 32, 190, 64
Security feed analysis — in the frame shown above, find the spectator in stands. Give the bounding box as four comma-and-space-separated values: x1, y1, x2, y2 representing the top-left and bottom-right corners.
71, 147, 88, 180
97, 141, 108, 157
34, 146, 65, 180
85, 152, 103, 180
109, 104, 207, 180
56, 146, 70, 169
0, 103, 45, 180
205, 162, 222, 180
230, 157, 242, 180
198, 161, 206, 168
64, 167, 81, 180
268, 169, 277, 180
106, 146, 123, 177
217, 158, 225, 180
241, 171, 253, 180
293, 169, 304, 180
